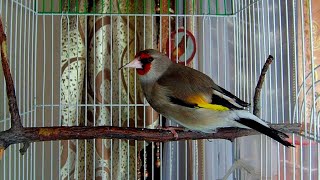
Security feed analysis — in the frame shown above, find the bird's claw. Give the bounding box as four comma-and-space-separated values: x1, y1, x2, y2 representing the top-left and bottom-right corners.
156, 125, 185, 139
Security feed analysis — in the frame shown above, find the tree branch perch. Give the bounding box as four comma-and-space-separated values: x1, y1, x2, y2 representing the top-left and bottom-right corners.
253, 55, 274, 117
0, 17, 22, 130
0, 123, 301, 148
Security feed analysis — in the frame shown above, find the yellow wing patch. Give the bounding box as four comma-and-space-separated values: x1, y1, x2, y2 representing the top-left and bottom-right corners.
198, 103, 229, 111
186, 95, 229, 111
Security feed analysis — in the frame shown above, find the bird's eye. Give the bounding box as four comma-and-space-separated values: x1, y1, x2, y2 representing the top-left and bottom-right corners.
140, 57, 153, 64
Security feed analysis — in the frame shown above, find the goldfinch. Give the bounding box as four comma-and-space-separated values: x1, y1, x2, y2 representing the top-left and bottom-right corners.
120, 49, 293, 147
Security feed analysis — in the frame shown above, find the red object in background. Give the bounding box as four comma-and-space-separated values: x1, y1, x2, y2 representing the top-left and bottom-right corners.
286, 137, 318, 146
166, 28, 196, 65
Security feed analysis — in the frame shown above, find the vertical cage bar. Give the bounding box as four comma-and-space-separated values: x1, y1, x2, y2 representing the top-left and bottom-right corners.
126, 13, 130, 180
76, 14, 80, 180
92, 14, 96, 180
299, 0, 306, 179
50, 11, 54, 180
290, 1, 297, 180
307, 0, 315, 179
133, 13, 137, 180
18, 0, 23, 178
33, 1, 38, 178
277, 0, 283, 179
110, 13, 114, 180
58, 14, 63, 180
22, 1, 27, 179
84, 10, 88, 180
41, 14, 46, 179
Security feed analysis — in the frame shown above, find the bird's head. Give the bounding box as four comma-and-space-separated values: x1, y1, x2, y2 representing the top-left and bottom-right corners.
119, 49, 171, 77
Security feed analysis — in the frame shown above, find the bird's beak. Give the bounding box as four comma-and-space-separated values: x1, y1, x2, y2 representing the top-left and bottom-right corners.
118, 58, 143, 70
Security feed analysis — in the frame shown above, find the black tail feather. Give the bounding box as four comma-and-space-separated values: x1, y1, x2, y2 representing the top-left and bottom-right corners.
219, 87, 251, 107
236, 118, 294, 147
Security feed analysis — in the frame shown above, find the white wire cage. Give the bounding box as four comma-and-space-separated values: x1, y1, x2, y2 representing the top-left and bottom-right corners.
0, 0, 319, 179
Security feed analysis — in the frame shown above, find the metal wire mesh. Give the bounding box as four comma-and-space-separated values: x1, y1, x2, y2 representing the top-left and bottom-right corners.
0, 0, 319, 180
36, 0, 234, 15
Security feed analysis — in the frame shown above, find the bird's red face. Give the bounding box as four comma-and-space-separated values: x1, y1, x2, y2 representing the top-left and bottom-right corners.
119, 52, 154, 76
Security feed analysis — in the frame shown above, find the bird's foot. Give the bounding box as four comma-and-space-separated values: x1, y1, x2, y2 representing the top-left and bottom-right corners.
156, 125, 185, 139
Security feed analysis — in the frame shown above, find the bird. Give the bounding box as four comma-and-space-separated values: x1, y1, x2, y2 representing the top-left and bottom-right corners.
119, 49, 294, 147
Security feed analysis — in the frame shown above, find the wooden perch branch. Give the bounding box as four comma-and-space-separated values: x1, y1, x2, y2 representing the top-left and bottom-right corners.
0, 16, 30, 156
253, 55, 274, 117
0, 124, 301, 149
0, 16, 301, 158
0, 17, 22, 130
